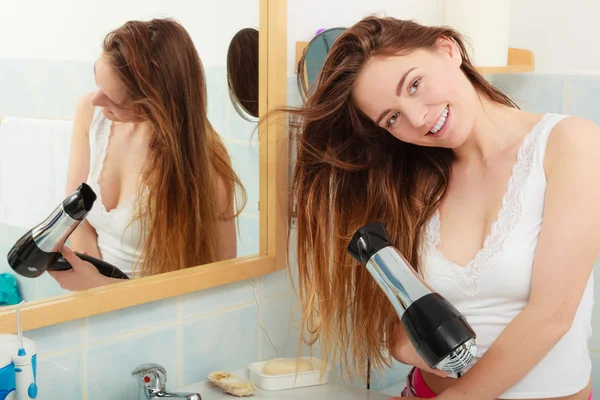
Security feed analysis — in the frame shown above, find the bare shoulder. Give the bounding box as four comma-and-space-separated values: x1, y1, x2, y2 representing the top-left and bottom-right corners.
73, 92, 97, 134
212, 172, 233, 218
544, 115, 600, 176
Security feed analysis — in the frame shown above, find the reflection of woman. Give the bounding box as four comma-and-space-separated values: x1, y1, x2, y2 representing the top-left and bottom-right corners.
287, 17, 597, 400
50, 18, 246, 290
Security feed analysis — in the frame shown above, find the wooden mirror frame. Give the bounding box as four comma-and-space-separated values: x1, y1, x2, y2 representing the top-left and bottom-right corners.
0, 0, 288, 333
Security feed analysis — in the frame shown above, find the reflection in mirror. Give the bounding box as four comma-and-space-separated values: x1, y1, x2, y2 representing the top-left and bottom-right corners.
227, 28, 259, 121
297, 27, 346, 101
0, 2, 260, 304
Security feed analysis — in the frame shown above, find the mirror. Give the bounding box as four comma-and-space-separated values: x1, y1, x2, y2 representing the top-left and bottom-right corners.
297, 27, 346, 101
227, 28, 260, 121
0, 2, 262, 305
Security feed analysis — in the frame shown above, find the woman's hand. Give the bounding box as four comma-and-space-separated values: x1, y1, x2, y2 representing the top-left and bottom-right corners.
48, 246, 110, 291
389, 323, 448, 378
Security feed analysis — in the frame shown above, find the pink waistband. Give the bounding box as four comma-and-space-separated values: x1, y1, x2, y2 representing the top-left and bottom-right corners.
402, 368, 593, 399
403, 368, 436, 398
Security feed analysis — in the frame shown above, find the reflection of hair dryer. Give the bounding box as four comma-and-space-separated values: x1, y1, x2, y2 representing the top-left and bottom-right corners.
347, 222, 476, 375
7, 183, 129, 280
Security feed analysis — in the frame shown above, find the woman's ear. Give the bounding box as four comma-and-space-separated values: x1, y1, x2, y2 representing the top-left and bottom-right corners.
436, 36, 462, 67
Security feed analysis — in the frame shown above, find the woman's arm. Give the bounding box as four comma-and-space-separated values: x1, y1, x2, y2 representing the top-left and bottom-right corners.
436, 117, 600, 400
214, 175, 237, 261
65, 92, 102, 259
389, 322, 448, 377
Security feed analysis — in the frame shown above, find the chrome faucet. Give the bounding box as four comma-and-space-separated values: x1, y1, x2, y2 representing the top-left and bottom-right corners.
132, 363, 202, 399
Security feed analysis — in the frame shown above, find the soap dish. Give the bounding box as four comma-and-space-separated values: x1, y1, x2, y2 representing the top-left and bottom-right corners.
248, 357, 331, 391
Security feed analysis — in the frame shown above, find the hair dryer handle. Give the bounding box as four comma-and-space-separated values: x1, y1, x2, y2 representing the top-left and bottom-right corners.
52, 253, 130, 280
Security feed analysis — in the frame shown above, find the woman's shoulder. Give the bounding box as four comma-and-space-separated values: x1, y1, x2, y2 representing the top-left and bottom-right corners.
544, 114, 600, 175
74, 92, 97, 128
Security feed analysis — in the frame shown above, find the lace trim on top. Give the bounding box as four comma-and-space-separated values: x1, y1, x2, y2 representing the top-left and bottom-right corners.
424, 114, 556, 297
88, 112, 136, 225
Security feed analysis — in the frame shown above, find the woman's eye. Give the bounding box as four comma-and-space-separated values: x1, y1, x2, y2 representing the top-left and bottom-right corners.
409, 78, 421, 95
387, 112, 400, 128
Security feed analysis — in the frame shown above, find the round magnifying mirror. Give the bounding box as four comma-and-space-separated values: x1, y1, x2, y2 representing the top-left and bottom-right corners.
297, 27, 346, 101
227, 28, 259, 122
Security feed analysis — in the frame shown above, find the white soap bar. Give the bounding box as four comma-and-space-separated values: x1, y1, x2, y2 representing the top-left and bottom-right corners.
262, 358, 314, 375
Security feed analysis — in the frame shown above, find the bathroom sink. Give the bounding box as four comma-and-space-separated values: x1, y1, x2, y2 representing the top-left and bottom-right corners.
174, 368, 389, 400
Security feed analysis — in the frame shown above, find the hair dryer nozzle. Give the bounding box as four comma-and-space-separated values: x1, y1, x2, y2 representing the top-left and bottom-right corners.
63, 182, 97, 220
347, 221, 392, 264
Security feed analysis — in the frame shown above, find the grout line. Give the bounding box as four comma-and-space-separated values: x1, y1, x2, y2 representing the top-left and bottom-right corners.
179, 300, 258, 323
176, 289, 296, 325
85, 320, 179, 347
37, 346, 84, 359
562, 75, 569, 114
254, 278, 262, 362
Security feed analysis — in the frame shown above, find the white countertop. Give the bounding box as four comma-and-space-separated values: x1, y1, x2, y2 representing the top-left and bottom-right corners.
174, 368, 390, 400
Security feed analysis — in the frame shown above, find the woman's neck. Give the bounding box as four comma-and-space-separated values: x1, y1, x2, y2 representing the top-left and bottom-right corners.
452, 99, 539, 166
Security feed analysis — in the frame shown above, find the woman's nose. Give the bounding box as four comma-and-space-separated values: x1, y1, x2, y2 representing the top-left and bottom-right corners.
89, 92, 103, 107
401, 101, 428, 129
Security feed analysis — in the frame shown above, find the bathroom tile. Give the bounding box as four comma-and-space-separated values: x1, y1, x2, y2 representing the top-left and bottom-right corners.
260, 268, 294, 298
86, 296, 178, 343
491, 73, 566, 114
227, 140, 260, 215
35, 272, 70, 300
0, 221, 26, 245
384, 360, 412, 390
259, 293, 300, 360
369, 369, 389, 392
565, 75, 600, 126
237, 214, 260, 258
85, 325, 178, 400
180, 279, 255, 320
287, 77, 303, 108
28, 59, 94, 119
206, 66, 228, 139
226, 101, 258, 142
591, 351, 600, 392
36, 349, 83, 400
0, 59, 36, 117
0, 58, 94, 119
25, 319, 83, 355
180, 304, 258, 386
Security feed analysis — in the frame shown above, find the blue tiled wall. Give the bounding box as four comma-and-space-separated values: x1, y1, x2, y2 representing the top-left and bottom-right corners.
23, 270, 296, 399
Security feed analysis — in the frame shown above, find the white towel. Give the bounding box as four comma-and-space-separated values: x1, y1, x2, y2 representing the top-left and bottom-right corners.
0, 117, 73, 230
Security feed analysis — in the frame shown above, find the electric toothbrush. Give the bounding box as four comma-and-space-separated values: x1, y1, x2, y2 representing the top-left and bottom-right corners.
12, 301, 37, 400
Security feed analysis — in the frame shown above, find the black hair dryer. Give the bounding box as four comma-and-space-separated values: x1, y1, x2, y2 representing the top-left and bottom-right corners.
7, 183, 129, 280
347, 222, 476, 376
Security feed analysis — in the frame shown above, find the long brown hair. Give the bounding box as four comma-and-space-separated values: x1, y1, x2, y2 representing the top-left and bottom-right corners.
287, 16, 517, 380
103, 18, 246, 276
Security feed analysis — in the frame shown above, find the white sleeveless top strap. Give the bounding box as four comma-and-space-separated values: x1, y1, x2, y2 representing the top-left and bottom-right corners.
85, 108, 145, 278
421, 113, 593, 398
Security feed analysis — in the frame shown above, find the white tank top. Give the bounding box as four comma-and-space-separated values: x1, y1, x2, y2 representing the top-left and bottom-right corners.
421, 113, 593, 399
85, 108, 146, 278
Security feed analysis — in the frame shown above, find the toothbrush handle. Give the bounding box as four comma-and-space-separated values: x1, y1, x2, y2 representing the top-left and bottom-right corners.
13, 355, 37, 400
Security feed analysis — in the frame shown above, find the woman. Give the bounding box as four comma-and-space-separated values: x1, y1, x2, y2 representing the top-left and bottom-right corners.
288, 16, 598, 400
50, 18, 246, 290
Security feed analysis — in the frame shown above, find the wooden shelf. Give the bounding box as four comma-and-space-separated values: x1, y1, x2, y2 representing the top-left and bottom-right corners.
295, 41, 534, 74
